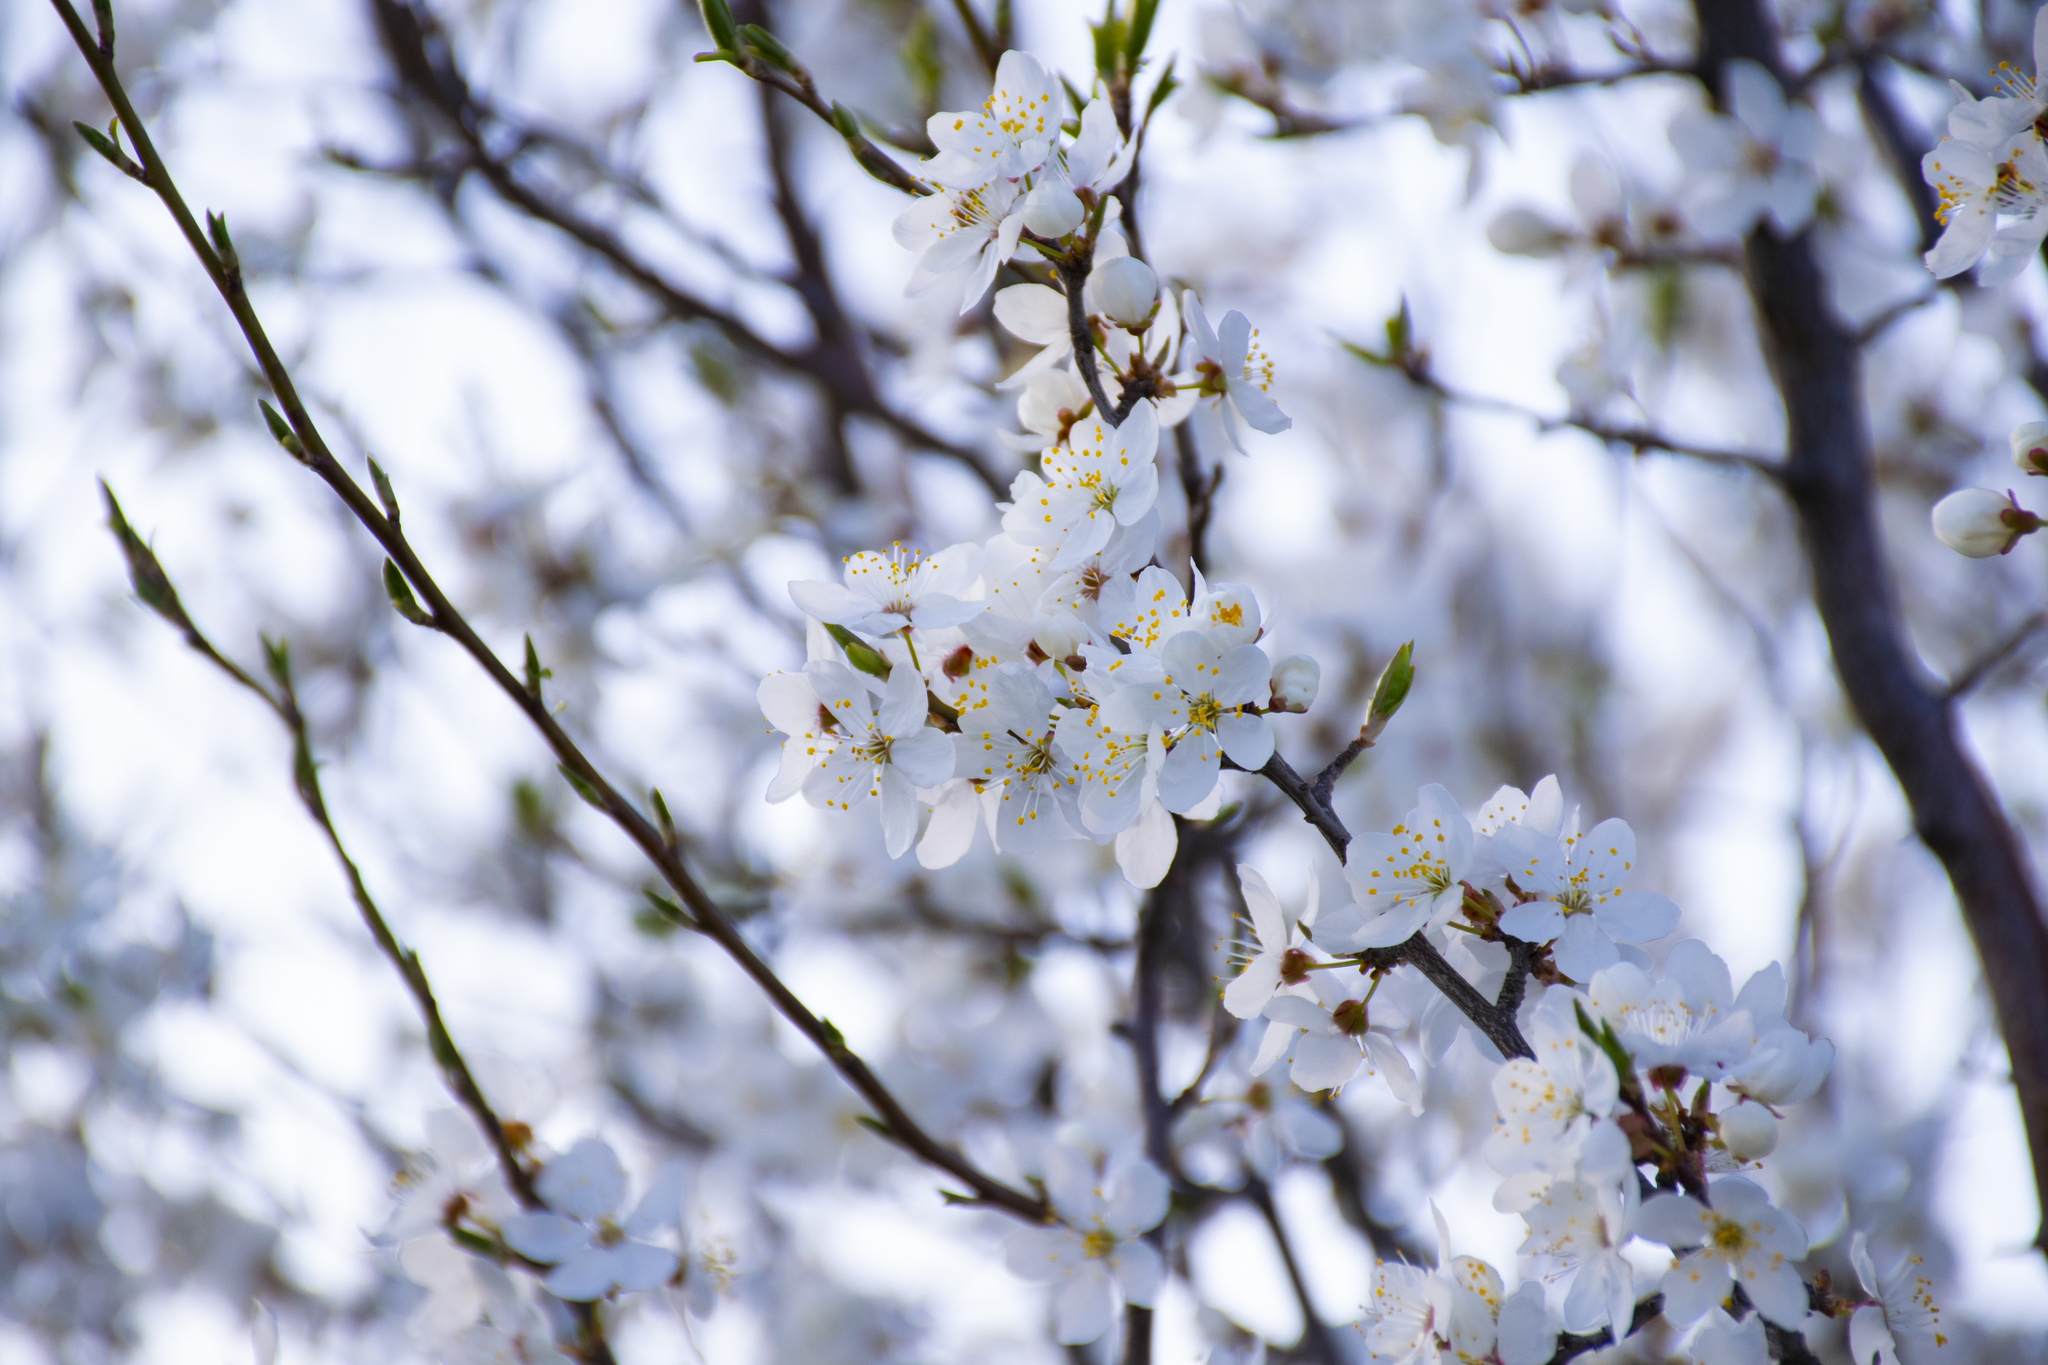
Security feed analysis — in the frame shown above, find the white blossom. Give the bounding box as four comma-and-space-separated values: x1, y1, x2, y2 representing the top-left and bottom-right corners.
1491, 812, 1680, 980
893, 177, 1027, 312
802, 658, 957, 857
1667, 60, 1821, 239
500, 1140, 683, 1302
1180, 293, 1291, 448
1003, 1151, 1168, 1344
1931, 487, 2043, 557
1223, 864, 1322, 1020
1317, 785, 1476, 951
1633, 1176, 1808, 1327
1848, 1233, 1949, 1365
920, 49, 1061, 188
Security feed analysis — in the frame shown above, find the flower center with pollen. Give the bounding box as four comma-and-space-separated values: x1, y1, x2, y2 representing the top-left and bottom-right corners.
1082, 1229, 1118, 1259
1708, 1217, 1751, 1256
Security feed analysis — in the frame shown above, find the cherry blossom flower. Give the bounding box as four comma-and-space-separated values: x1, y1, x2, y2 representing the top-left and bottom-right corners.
787, 543, 984, 637
1002, 404, 1162, 568
757, 666, 841, 804
1223, 865, 1323, 1020
1483, 987, 1621, 1176
1256, 970, 1418, 1105
1849, 1233, 1949, 1365
1508, 1176, 1639, 1340
1356, 1208, 1505, 1364
1003, 1151, 1168, 1344
1317, 785, 1476, 951
802, 659, 957, 857
386, 1108, 518, 1242
920, 50, 1061, 188
952, 664, 1081, 850
1099, 624, 1274, 813
1633, 1176, 1809, 1327
500, 1140, 684, 1302
2012, 421, 2048, 476
1667, 60, 1821, 239
1490, 812, 1679, 981
893, 176, 1026, 312
1180, 293, 1292, 450
1921, 133, 2048, 284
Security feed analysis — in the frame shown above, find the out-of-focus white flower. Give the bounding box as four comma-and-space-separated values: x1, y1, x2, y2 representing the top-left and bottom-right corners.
788, 543, 984, 636
1633, 1176, 1808, 1327
1488, 206, 1574, 257
1003, 1152, 1168, 1344
1267, 654, 1318, 713
1668, 59, 1821, 238
1092, 256, 1159, 329
1931, 487, 2043, 557
920, 50, 1061, 188
500, 1140, 684, 1302
387, 1109, 519, 1242
1495, 1280, 1558, 1365
1849, 1232, 1949, 1365
1357, 1207, 1505, 1363
1180, 293, 1292, 449
2013, 421, 2048, 476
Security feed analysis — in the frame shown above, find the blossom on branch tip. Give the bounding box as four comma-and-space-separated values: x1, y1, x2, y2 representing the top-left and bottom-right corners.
1316, 784, 1475, 951
500, 1139, 684, 1302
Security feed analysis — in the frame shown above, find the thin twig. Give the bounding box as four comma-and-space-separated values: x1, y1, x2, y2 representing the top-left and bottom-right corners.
1243, 1178, 1343, 1365
1058, 255, 1119, 424
1946, 611, 2047, 700
52, 0, 1050, 1227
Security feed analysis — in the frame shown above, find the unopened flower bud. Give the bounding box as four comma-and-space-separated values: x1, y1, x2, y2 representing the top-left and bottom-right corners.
1030, 604, 1088, 661
1931, 487, 2045, 558
1091, 256, 1159, 329
1269, 654, 1319, 713
1486, 207, 1572, 257
1022, 182, 1085, 238
1717, 1101, 1778, 1162
2014, 421, 2048, 476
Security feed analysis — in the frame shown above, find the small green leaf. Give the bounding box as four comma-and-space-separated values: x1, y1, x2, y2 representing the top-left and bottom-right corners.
854, 1115, 896, 1142
382, 559, 435, 628
823, 623, 891, 679
937, 1188, 977, 1205
650, 788, 678, 847
699, 0, 739, 52
1361, 641, 1413, 745
829, 102, 862, 140
290, 731, 322, 815
1144, 56, 1180, 119
1125, 0, 1159, 64
257, 399, 307, 462
100, 481, 189, 627
72, 121, 145, 182
522, 634, 551, 700
260, 633, 292, 691
635, 889, 686, 937
557, 762, 607, 812
1090, 10, 1124, 79
1385, 297, 1413, 361
205, 210, 238, 273
738, 23, 798, 74
367, 457, 401, 525
818, 1017, 846, 1051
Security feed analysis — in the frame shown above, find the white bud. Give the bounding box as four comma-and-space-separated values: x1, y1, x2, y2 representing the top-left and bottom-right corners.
1030, 604, 1088, 661
1090, 256, 1159, 329
1932, 487, 2042, 558
1022, 182, 1085, 238
1269, 654, 1319, 713
2014, 421, 2048, 476
1486, 207, 1572, 257
1717, 1101, 1778, 1162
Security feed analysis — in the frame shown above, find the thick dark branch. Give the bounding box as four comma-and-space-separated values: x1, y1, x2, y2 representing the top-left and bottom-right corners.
53, 0, 1049, 1227
1057, 255, 1119, 424
1692, 0, 2048, 1252
1256, 753, 1352, 852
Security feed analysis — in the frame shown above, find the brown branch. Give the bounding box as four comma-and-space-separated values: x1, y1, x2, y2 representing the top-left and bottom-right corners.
1243, 1178, 1344, 1365
361, 0, 1004, 496
1174, 424, 1222, 579
52, 0, 1050, 1228
1693, 0, 2048, 1253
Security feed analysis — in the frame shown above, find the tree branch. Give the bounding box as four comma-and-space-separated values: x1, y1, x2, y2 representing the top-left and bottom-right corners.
1692, 0, 2048, 1253
52, 0, 1050, 1226
1243, 1177, 1344, 1365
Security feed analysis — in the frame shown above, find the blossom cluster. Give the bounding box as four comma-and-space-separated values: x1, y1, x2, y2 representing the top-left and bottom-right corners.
759, 56, 1299, 888
1922, 8, 2048, 283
